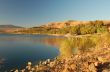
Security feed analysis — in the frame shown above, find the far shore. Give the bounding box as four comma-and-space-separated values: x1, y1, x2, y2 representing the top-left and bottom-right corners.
0, 32, 103, 38
0, 33, 65, 37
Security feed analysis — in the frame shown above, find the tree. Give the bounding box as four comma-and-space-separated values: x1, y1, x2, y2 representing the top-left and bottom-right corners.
94, 20, 104, 28
80, 24, 96, 35
70, 25, 80, 35
97, 26, 109, 33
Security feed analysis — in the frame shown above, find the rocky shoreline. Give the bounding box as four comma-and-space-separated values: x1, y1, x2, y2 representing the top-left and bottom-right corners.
11, 47, 110, 72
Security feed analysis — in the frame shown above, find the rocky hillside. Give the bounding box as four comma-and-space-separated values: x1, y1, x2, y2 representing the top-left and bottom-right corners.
40, 20, 110, 29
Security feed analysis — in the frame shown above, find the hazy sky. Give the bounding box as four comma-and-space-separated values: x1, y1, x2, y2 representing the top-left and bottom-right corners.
0, 0, 110, 27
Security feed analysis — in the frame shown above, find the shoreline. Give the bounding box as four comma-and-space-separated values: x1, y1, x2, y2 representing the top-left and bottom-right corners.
0, 33, 65, 37
11, 50, 110, 72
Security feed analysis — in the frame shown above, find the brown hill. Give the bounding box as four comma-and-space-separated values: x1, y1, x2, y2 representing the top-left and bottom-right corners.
39, 20, 110, 29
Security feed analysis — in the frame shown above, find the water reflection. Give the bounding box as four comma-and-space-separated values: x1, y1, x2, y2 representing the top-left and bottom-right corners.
0, 34, 63, 47
59, 37, 96, 58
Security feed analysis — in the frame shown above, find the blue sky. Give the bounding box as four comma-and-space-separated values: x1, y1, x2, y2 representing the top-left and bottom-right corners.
0, 0, 110, 27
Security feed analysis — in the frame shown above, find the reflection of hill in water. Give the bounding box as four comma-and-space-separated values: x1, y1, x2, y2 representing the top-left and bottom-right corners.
0, 36, 64, 47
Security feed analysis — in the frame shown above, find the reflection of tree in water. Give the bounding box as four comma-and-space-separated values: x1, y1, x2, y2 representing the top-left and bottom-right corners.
59, 37, 96, 58
0, 37, 64, 47
0, 57, 5, 70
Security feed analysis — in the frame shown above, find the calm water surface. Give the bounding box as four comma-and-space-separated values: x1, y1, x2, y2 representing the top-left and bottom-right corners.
0, 34, 63, 71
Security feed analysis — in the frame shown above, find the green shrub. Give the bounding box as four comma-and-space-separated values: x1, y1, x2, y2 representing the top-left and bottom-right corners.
70, 25, 80, 35
80, 24, 96, 35
94, 20, 104, 27
97, 26, 109, 33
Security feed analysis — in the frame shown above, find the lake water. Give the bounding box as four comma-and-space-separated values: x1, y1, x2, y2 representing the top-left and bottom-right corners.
0, 34, 63, 71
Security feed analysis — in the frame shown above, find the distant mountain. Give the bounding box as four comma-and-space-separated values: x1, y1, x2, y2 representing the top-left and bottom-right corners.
0, 25, 23, 28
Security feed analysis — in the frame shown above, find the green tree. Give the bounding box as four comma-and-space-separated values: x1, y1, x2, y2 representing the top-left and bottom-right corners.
70, 25, 80, 35
97, 26, 109, 33
80, 24, 96, 35
94, 20, 104, 27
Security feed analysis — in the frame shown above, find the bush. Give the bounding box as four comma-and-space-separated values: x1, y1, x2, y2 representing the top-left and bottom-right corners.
94, 20, 104, 27
80, 24, 96, 35
97, 26, 109, 33
58, 27, 70, 34
69, 25, 80, 35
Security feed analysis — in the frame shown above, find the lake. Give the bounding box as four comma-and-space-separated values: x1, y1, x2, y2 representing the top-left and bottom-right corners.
0, 34, 63, 71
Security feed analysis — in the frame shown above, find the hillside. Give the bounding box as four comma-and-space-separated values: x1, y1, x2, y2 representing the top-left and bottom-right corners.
0, 25, 23, 28
39, 20, 110, 29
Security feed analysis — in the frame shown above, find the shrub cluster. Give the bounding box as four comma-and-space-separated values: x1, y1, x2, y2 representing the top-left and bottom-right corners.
59, 20, 109, 35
